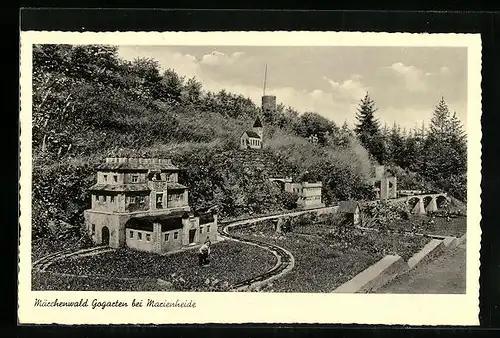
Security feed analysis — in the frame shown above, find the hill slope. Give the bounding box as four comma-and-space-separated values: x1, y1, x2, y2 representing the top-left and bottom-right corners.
31, 44, 376, 240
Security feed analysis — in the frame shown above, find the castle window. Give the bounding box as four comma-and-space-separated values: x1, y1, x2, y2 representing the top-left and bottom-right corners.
146, 234, 151, 241
174, 232, 179, 240
164, 233, 169, 241
103, 174, 107, 182
91, 224, 95, 235
131, 175, 138, 183
156, 194, 163, 209
207, 225, 211, 232
129, 231, 133, 238
113, 175, 118, 182
138, 232, 142, 240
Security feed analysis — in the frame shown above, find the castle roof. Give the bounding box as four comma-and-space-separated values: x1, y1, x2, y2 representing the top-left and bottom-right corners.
88, 183, 150, 192
338, 201, 360, 214
166, 182, 188, 190
97, 158, 180, 172
253, 116, 263, 128
126, 211, 189, 232
242, 130, 261, 139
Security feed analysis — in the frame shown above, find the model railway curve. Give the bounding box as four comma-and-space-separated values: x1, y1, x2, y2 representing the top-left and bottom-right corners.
219, 221, 295, 291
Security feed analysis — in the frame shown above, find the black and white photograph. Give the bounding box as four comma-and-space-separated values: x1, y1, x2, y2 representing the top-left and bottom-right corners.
18, 31, 482, 325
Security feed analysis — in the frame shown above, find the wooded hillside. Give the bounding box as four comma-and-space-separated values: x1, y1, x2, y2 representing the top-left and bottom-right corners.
31, 44, 375, 239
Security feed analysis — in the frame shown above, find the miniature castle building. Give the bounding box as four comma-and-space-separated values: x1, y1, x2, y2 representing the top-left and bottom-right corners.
240, 116, 264, 150
84, 157, 217, 253
284, 181, 325, 209
370, 165, 397, 200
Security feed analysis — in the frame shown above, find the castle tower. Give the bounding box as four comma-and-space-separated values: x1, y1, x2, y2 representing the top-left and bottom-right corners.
261, 62, 276, 129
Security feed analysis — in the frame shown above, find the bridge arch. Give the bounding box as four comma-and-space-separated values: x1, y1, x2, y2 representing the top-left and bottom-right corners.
436, 194, 449, 209
407, 196, 421, 209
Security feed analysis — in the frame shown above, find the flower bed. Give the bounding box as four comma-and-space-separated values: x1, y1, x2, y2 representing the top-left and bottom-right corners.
42, 240, 277, 291
233, 222, 429, 293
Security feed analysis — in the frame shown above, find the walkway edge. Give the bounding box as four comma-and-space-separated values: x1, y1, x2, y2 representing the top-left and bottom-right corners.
332, 255, 406, 293
407, 239, 445, 270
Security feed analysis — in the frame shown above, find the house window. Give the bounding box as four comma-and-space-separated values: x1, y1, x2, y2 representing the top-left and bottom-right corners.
129, 231, 134, 238
95, 195, 99, 201
103, 174, 107, 182
110, 195, 115, 203
164, 233, 169, 241
130, 196, 136, 203
113, 175, 118, 182
207, 225, 211, 232
139, 196, 145, 203
91, 224, 95, 235
146, 234, 151, 241
156, 194, 163, 209
199, 227, 203, 234
138, 232, 142, 240
131, 175, 138, 183
173, 232, 178, 240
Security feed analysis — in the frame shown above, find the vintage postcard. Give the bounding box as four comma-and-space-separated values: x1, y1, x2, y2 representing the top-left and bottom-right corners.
18, 31, 482, 325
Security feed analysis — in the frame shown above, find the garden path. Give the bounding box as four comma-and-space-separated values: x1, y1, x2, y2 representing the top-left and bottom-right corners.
376, 242, 466, 294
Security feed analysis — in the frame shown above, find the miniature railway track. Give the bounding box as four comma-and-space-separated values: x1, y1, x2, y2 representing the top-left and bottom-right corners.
33, 246, 113, 272
219, 222, 295, 291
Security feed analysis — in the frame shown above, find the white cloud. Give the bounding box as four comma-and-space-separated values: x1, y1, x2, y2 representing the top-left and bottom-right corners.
200, 51, 245, 66
440, 66, 450, 74
387, 62, 427, 92
323, 75, 367, 102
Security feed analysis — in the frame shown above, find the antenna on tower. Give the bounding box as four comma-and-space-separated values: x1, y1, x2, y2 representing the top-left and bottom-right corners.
262, 63, 268, 96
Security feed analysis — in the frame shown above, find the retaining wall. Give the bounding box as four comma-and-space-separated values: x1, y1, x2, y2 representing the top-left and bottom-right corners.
332, 255, 407, 293
332, 234, 466, 293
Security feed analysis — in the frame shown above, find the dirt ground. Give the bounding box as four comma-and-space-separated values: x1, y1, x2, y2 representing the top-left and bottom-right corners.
376, 242, 466, 294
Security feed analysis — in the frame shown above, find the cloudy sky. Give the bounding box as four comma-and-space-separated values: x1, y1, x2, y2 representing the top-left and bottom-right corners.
117, 46, 467, 130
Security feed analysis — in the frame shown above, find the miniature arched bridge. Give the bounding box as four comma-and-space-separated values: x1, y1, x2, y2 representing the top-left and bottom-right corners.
399, 193, 450, 214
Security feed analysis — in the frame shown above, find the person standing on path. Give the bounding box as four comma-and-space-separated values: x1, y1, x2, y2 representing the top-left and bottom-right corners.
198, 239, 211, 266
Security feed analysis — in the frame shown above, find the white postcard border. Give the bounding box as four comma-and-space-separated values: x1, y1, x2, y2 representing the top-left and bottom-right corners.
18, 31, 482, 325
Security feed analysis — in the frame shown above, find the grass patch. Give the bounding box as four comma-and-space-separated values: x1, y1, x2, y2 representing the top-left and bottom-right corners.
39, 240, 276, 291
377, 215, 467, 237
233, 223, 429, 293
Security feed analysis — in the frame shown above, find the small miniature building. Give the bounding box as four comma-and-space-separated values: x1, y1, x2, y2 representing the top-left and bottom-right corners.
338, 201, 361, 226
240, 116, 264, 150
284, 181, 325, 209
371, 165, 397, 200
84, 157, 218, 254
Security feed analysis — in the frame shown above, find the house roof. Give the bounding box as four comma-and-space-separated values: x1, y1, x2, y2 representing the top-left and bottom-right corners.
253, 116, 263, 128
88, 184, 150, 192
126, 211, 190, 232
242, 130, 261, 139
338, 201, 360, 213
166, 182, 188, 190
97, 162, 180, 172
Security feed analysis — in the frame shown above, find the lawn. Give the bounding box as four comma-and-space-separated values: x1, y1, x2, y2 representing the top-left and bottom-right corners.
233, 221, 429, 293
375, 215, 467, 237
37, 240, 277, 291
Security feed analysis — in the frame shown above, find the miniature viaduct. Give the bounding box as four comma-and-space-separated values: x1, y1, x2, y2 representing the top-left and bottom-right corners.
396, 192, 450, 214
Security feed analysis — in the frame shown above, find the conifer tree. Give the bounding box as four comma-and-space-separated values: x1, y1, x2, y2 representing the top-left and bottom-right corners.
354, 93, 387, 163
389, 122, 405, 166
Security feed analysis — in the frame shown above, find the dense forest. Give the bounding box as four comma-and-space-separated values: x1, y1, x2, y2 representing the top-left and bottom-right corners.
31, 44, 467, 241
